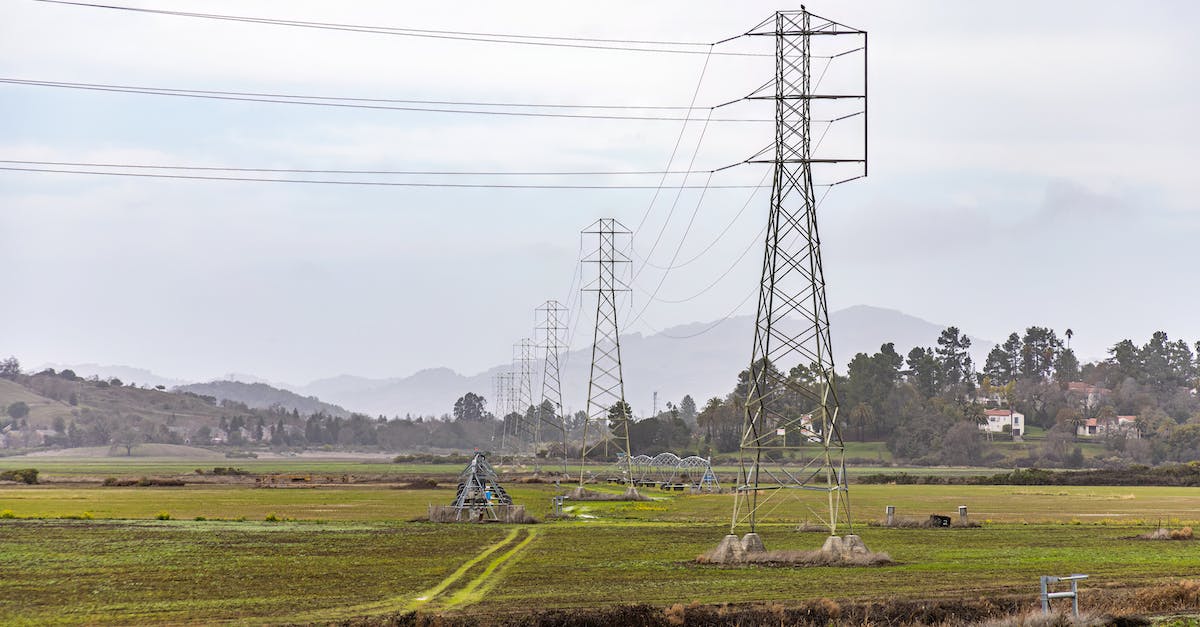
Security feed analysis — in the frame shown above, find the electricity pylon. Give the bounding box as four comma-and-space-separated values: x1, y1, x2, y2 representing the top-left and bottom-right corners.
536, 300, 569, 472
491, 372, 506, 445
512, 339, 537, 456
733, 9, 868, 538
494, 370, 513, 457
578, 218, 634, 486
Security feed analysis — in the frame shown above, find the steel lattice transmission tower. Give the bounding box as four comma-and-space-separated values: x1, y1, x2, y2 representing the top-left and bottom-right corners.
491, 372, 506, 445
733, 8, 868, 538
494, 370, 515, 455
536, 300, 569, 470
511, 339, 537, 455
578, 218, 634, 486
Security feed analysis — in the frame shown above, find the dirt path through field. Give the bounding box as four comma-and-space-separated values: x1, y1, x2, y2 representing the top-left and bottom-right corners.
274, 527, 536, 624
438, 528, 538, 610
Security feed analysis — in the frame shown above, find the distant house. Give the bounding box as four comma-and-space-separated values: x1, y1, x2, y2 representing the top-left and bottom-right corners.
979, 409, 1024, 436
1067, 382, 1111, 410
1077, 415, 1139, 439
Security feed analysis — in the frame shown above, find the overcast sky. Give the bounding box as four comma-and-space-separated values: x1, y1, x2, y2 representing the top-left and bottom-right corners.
1, 0, 1197, 384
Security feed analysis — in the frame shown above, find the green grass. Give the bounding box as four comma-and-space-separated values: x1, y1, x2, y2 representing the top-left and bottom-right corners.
3, 517, 1198, 625
4, 468, 1200, 624
5, 483, 1200, 525
0, 457, 457, 477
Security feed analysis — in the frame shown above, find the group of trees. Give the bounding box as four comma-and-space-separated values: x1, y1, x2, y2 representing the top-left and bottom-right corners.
845, 328, 1199, 466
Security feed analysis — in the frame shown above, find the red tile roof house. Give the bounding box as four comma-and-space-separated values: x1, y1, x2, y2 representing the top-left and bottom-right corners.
979, 409, 1025, 437
1077, 415, 1139, 438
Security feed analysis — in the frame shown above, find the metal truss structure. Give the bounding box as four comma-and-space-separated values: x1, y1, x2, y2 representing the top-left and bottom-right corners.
629, 453, 721, 491
491, 371, 507, 445
733, 9, 868, 536
536, 300, 569, 471
450, 451, 513, 521
509, 339, 537, 457
493, 370, 515, 456
578, 218, 634, 486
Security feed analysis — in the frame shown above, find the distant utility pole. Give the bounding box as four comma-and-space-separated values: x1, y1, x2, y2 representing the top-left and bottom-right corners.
733, 9, 868, 537
652, 391, 658, 418
579, 218, 634, 486
536, 300, 569, 472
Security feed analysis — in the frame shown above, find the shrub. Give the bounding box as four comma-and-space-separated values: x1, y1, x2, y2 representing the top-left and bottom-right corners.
0, 468, 38, 484
194, 516, 207, 521
210, 467, 249, 476
264, 513, 280, 522
155, 511, 171, 520
0, 509, 16, 519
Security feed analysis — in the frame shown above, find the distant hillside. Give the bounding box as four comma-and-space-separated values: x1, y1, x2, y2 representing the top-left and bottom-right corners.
177, 381, 351, 418
0, 372, 324, 452
39, 363, 187, 389
294, 305, 996, 418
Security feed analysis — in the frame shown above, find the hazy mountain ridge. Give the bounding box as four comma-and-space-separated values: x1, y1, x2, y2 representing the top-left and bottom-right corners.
176, 381, 352, 418
289, 305, 997, 418
40, 305, 995, 420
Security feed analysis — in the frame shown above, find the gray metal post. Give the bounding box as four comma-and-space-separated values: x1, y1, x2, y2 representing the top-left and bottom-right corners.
885, 505, 895, 526
958, 505, 967, 524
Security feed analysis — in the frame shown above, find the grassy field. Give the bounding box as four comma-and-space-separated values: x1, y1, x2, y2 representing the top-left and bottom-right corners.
0, 455, 1008, 483
4, 459, 1200, 624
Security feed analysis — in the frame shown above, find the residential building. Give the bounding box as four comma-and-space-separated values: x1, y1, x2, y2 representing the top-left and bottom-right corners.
979, 409, 1024, 436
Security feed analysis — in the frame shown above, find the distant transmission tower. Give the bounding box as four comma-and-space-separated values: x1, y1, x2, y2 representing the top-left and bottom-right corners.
579, 218, 634, 486
536, 300, 569, 471
494, 370, 513, 456
732, 9, 868, 539
512, 338, 537, 456
491, 372, 506, 445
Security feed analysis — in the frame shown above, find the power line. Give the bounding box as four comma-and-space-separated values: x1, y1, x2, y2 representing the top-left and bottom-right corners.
634, 221, 767, 305
33, 0, 770, 57
635, 162, 771, 271
0, 159, 731, 177
0, 164, 768, 189
0, 77, 742, 110
0, 78, 767, 122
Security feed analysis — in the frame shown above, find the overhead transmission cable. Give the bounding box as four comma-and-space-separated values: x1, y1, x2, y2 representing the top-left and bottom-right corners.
635, 220, 767, 305
0, 164, 769, 189
634, 163, 771, 271
0, 159, 732, 177
33, 0, 770, 57
0, 78, 766, 122
633, 47, 716, 237
634, 186, 836, 340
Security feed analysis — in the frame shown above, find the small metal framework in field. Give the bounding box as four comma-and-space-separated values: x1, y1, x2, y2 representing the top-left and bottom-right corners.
445, 451, 513, 522
626, 453, 720, 492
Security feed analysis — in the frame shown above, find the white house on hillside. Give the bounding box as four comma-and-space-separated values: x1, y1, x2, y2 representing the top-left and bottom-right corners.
979, 408, 1024, 436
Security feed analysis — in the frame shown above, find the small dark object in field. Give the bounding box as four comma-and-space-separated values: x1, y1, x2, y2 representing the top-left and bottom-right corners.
101, 477, 185, 487
392, 478, 438, 490
568, 486, 650, 501
210, 467, 249, 476
929, 514, 952, 527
